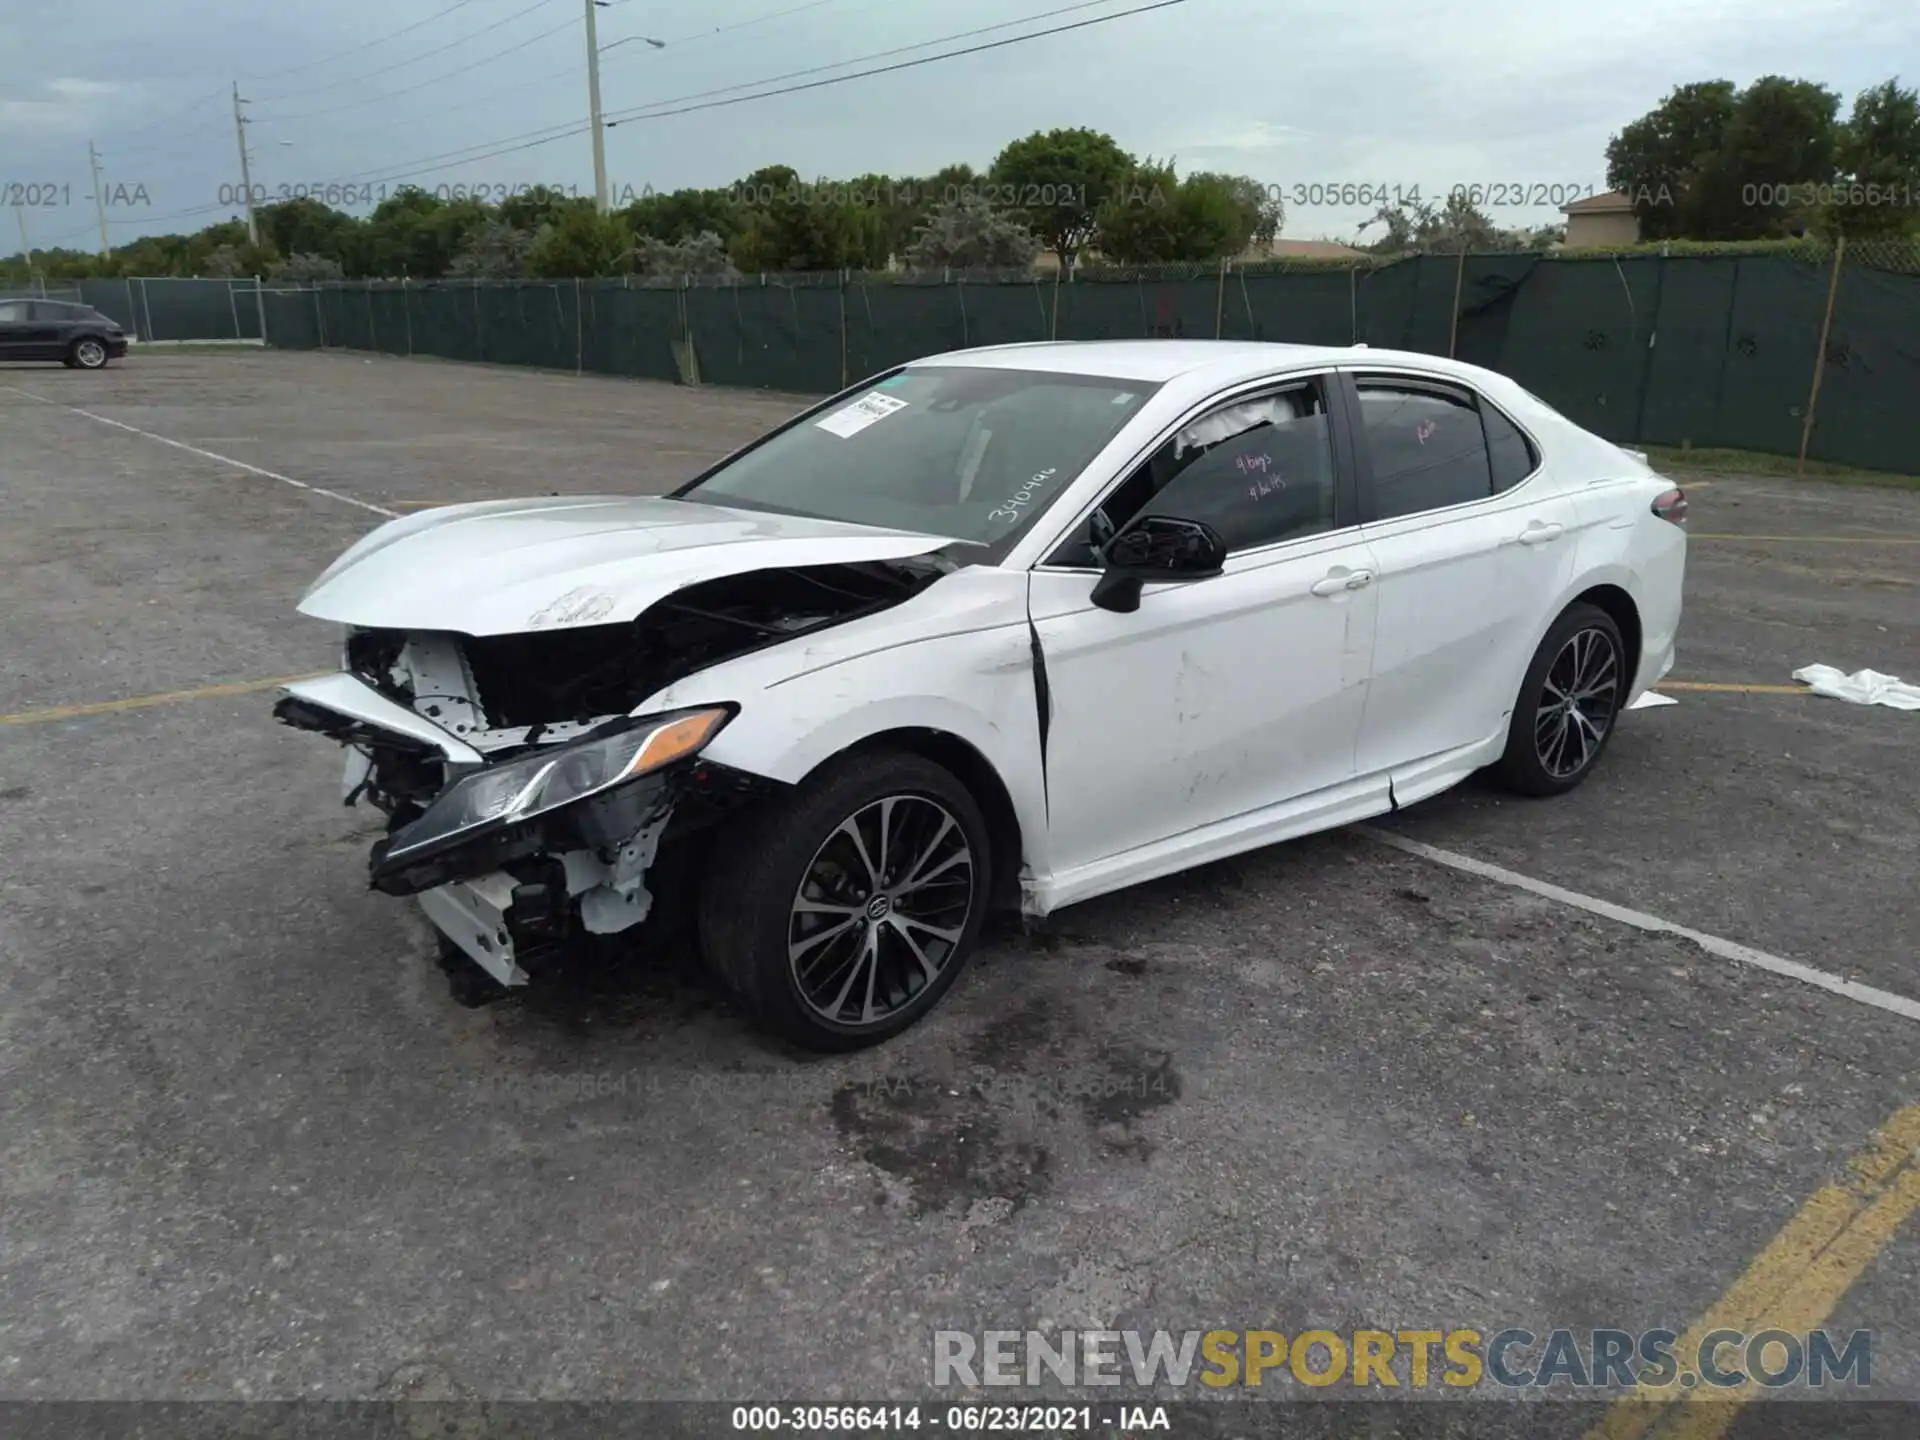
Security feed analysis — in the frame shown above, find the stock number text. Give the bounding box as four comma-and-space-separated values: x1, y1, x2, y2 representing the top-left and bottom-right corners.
216, 181, 581, 208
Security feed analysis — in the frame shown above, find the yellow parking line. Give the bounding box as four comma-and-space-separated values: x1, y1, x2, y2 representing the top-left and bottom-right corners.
1586, 1104, 1920, 1440
0, 673, 325, 727
1690, 533, 1920, 543
1655, 682, 1810, 695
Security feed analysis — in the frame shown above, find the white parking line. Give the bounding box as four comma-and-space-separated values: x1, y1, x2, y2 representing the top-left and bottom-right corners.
1359, 827, 1920, 1023
2, 386, 397, 519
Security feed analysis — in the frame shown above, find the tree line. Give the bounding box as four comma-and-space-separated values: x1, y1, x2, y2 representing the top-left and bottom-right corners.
4, 78, 1915, 285
1606, 76, 1920, 240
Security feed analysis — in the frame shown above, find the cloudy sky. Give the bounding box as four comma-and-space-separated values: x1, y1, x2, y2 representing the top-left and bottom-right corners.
2, 0, 1913, 254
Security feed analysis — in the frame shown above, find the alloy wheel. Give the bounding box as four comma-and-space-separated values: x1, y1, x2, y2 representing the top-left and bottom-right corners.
1534, 627, 1620, 779
787, 794, 975, 1028
75, 340, 106, 368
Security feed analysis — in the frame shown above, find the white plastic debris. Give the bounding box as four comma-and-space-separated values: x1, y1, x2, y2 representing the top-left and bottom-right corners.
1792, 665, 1920, 711
1628, 691, 1679, 710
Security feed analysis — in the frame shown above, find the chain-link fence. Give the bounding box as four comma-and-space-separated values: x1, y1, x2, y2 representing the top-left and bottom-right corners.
11, 278, 275, 341
0, 280, 84, 303
258, 239, 1919, 473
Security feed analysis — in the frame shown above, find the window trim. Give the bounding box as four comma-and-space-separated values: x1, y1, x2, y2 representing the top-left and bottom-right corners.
1341, 368, 1545, 525
1033, 369, 1361, 572
1478, 390, 1542, 494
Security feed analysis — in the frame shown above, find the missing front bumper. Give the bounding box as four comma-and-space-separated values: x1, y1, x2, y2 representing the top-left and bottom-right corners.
418, 873, 530, 988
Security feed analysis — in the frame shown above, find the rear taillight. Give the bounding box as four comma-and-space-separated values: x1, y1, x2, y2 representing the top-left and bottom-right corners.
1652, 487, 1688, 526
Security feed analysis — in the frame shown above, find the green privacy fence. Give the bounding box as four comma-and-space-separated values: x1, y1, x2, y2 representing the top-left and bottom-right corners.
72, 277, 270, 341
263, 241, 1920, 474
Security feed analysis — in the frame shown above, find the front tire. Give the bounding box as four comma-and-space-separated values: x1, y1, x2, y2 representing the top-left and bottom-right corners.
70, 337, 110, 370
1495, 603, 1627, 797
699, 749, 991, 1051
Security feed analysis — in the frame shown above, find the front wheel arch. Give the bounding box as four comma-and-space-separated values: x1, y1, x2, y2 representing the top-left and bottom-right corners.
797, 727, 1027, 913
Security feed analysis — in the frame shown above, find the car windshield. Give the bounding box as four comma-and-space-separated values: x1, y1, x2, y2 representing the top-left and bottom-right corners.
679, 365, 1160, 554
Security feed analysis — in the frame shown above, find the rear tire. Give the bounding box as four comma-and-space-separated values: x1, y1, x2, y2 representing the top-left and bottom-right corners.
70, 337, 109, 370
698, 748, 991, 1052
1495, 603, 1627, 797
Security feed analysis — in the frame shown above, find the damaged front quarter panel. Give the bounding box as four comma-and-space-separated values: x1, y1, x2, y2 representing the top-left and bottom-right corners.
280, 546, 952, 991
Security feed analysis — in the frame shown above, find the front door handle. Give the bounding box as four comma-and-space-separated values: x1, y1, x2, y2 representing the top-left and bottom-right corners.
1517, 522, 1564, 545
1311, 568, 1374, 596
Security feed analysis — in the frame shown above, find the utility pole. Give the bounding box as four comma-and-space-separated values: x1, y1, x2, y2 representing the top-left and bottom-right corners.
14, 206, 36, 281
231, 81, 259, 245
87, 141, 111, 256
583, 0, 609, 213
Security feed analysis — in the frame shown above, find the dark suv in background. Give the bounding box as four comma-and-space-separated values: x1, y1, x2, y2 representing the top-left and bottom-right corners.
0, 298, 130, 369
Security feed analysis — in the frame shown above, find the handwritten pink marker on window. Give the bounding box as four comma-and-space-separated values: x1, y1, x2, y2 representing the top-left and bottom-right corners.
1415, 419, 1438, 444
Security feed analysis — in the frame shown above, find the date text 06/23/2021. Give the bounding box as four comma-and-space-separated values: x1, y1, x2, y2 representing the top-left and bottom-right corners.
729, 1406, 1172, 1432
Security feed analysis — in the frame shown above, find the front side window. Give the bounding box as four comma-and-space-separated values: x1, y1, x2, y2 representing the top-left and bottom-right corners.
1048, 379, 1340, 565
1354, 381, 1494, 519
677, 365, 1160, 557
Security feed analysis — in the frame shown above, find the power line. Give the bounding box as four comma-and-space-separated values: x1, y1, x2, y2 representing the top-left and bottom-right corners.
254, 0, 565, 103
335, 0, 1191, 187
98, 90, 232, 164
243, 0, 508, 82
107, 200, 240, 230
258, 12, 581, 122
606, 0, 1132, 126
62, 0, 1186, 238
97, 0, 857, 182
608, 0, 1178, 124
655, 0, 844, 44
328, 0, 1150, 184
294, 0, 875, 154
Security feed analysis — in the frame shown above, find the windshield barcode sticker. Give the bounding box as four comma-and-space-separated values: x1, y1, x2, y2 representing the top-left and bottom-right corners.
816, 391, 909, 438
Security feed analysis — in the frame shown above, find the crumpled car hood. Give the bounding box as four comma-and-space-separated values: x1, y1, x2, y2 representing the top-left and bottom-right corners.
297, 495, 961, 635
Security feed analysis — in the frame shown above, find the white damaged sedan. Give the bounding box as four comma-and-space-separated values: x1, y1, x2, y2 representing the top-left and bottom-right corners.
277, 340, 1687, 1050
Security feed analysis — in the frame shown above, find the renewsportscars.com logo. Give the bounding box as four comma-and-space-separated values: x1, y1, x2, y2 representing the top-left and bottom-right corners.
932, 1327, 1874, 1390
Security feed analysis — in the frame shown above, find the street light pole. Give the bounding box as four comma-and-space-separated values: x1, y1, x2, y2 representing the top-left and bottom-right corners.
88, 141, 111, 256
232, 81, 259, 245
583, 0, 609, 214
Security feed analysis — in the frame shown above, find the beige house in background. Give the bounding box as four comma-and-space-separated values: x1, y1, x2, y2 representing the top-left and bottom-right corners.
1254, 238, 1367, 260
1562, 191, 1641, 247
1034, 236, 1367, 272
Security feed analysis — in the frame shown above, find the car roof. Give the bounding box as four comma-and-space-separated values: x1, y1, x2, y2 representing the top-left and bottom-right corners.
909, 338, 1497, 388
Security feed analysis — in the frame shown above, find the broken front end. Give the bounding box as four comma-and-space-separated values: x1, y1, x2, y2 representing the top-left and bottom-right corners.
273, 561, 932, 992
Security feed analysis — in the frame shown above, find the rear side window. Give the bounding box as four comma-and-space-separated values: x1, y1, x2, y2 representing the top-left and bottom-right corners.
1482, 402, 1538, 492
0, 301, 29, 323
1354, 381, 1493, 519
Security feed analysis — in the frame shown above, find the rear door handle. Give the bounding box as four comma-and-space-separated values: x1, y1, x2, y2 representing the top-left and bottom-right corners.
1517, 522, 1564, 545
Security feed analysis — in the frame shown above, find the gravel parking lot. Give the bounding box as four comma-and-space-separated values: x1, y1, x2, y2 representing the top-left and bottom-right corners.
2, 352, 1915, 1433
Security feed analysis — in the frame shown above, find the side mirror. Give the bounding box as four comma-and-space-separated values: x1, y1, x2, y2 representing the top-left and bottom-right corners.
1089, 515, 1227, 613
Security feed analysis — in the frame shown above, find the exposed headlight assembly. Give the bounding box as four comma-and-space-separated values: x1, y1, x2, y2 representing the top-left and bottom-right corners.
378, 706, 732, 873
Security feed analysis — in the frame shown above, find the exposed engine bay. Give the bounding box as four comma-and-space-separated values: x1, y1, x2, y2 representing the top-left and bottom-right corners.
275, 557, 945, 996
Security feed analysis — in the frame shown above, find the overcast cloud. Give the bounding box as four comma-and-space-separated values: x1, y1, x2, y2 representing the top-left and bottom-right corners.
1, 0, 1913, 253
